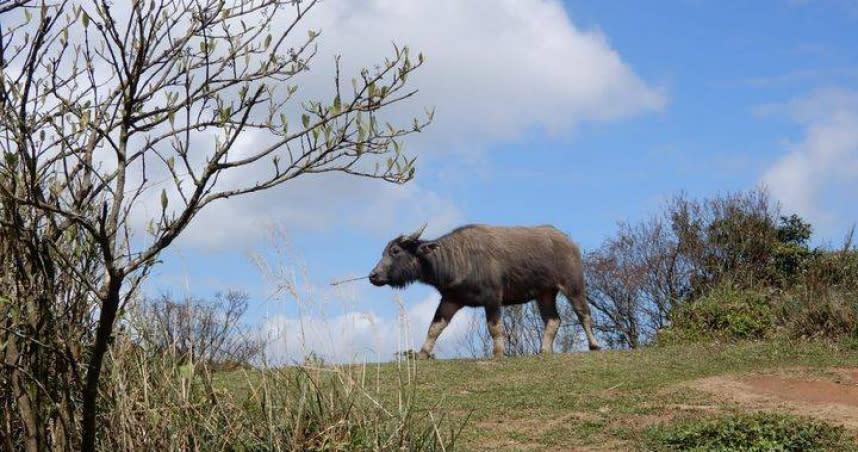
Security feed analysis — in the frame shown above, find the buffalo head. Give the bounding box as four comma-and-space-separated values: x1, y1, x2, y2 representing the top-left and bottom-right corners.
369, 224, 439, 288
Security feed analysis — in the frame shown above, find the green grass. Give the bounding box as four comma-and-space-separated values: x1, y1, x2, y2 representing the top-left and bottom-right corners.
219, 341, 858, 450
644, 412, 856, 451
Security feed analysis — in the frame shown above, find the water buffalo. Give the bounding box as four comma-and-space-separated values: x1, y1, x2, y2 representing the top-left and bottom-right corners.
369, 224, 601, 359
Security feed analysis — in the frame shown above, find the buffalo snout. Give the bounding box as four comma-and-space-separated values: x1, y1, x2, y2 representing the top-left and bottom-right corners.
368, 271, 387, 286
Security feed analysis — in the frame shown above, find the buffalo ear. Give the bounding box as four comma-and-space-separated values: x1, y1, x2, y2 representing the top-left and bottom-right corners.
417, 242, 440, 256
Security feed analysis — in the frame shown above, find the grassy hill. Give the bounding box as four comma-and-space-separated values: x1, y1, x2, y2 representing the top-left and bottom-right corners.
221, 341, 858, 451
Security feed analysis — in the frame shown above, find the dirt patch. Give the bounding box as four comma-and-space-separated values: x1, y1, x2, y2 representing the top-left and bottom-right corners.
742, 375, 858, 407
686, 367, 858, 428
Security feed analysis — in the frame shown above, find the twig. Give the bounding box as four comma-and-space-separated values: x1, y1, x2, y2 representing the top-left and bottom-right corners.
330, 276, 369, 286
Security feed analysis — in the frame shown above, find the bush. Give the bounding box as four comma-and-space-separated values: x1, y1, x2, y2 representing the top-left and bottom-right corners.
646, 412, 856, 451
586, 188, 841, 350
659, 286, 777, 344
804, 248, 858, 292
659, 283, 858, 345
781, 289, 858, 340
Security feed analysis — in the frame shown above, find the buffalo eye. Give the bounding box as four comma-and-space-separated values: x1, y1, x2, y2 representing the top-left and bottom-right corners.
390, 247, 401, 256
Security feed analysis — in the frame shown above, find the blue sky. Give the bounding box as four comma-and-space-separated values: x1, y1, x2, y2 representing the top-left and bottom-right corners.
143, 0, 858, 362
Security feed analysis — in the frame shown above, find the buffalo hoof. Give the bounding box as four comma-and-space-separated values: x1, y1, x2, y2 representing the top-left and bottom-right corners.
589, 344, 602, 351
417, 350, 435, 360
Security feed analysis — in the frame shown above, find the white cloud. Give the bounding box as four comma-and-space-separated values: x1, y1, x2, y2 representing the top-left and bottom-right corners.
259, 293, 479, 364
301, 0, 665, 145
760, 88, 858, 236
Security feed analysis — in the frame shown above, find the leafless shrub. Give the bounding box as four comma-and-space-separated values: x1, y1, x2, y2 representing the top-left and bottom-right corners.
457, 303, 583, 358
586, 217, 690, 348
501, 304, 543, 356
135, 291, 263, 370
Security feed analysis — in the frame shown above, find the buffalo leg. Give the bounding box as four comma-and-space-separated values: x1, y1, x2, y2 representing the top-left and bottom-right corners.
536, 292, 560, 354
569, 293, 601, 350
418, 299, 462, 359
484, 305, 505, 359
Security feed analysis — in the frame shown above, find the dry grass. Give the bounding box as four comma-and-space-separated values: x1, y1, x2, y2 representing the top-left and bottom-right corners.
96, 336, 462, 451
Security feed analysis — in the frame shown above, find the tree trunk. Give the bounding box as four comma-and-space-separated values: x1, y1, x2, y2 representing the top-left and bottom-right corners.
81, 275, 121, 451
6, 338, 40, 452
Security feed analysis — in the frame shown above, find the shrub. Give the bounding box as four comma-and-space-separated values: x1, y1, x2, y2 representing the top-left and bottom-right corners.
804, 248, 858, 292
586, 188, 836, 350
781, 288, 858, 340
646, 412, 856, 451
659, 286, 776, 344
659, 283, 858, 345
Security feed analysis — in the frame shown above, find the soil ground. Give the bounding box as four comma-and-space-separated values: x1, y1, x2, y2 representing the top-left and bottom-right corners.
686, 367, 858, 428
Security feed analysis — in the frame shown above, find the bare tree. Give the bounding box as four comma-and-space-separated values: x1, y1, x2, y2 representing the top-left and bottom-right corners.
0, 0, 428, 448
136, 291, 262, 368
502, 304, 543, 356
456, 304, 583, 358
586, 217, 690, 348
587, 245, 646, 349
